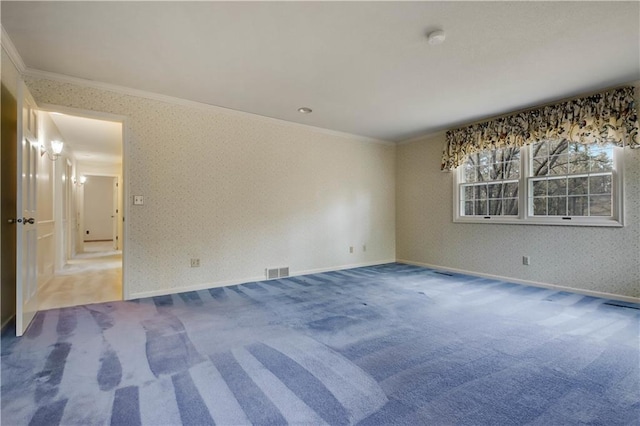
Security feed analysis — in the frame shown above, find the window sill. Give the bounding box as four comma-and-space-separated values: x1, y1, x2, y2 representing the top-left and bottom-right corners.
453, 216, 623, 227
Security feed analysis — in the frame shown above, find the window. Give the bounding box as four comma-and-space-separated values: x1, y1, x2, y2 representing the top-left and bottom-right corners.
460, 147, 520, 217
454, 140, 623, 226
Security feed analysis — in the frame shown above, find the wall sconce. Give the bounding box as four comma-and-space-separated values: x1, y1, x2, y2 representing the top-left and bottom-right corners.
41, 140, 64, 161
73, 175, 87, 186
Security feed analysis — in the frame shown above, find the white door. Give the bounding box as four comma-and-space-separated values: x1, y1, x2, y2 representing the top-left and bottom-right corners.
16, 83, 39, 336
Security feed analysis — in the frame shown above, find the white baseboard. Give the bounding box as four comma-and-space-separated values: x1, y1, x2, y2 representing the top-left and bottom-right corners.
128, 259, 396, 300
396, 259, 640, 304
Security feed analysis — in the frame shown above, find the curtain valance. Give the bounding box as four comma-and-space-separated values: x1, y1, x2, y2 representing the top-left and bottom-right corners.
441, 86, 638, 170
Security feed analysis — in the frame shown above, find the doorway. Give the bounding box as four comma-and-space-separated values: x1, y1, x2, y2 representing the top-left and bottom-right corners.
37, 110, 124, 310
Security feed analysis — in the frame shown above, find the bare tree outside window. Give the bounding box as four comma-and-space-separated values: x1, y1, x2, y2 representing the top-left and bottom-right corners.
530, 140, 613, 217
461, 147, 520, 216
459, 140, 614, 218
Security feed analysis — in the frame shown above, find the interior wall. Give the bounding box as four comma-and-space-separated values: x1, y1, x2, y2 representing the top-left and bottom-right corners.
83, 175, 115, 241
24, 77, 396, 298
396, 85, 640, 299
1, 48, 20, 329
36, 112, 64, 289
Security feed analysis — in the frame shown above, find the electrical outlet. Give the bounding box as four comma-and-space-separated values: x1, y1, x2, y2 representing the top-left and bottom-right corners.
133, 195, 144, 205
349, 246, 354, 254
190, 258, 200, 267
522, 256, 530, 266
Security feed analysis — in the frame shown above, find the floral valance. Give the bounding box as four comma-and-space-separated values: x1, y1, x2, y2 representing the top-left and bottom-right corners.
441, 86, 639, 170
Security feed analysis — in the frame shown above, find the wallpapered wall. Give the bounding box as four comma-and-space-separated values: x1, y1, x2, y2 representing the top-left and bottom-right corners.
396, 86, 640, 299
36, 113, 64, 290
25, 77, 396, 298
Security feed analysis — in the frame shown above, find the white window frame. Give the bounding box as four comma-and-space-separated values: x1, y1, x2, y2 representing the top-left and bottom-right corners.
453, 144, 624, 227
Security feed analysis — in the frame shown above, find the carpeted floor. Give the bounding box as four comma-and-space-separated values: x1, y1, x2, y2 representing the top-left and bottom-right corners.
2, 263, 639, 425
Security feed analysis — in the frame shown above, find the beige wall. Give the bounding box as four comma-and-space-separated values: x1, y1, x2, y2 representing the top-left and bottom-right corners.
25, 76, 396, 298
36, 112, 65, 289
396, 86, 640, 299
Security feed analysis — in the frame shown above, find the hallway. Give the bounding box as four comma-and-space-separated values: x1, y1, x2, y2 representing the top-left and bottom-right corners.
37, 241, 122, 310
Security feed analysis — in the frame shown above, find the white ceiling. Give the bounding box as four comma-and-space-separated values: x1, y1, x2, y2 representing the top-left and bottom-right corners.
3, 1, 639, 142
48, 113, 122, 165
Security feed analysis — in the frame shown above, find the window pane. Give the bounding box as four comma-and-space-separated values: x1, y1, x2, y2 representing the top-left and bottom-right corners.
547, 178, 567, 197
590, 195, 612, 216
532, 158, 548, 176
568, 177, 588, 195
533, 197, 547, 215
475, 185, 487, 200
490, 163, 502, 180
503, 198, 518, 215
547, 139, 569, 155
488, 183, 502, 199
464, 201, 474, 215
475, 200, 487, 215
548, 155, 568, 175
589, 145, 614, 173
589, 175, 611, 194
503, 182, 519, 198
532, 141, 548, 157
532, 180, 547, 196
488, 199, 502, 215
548, 197, 567, 216
464, 186, 475, 201
504, 161, 520, 179
568, 196, 588, 216
464, 163, 476, 182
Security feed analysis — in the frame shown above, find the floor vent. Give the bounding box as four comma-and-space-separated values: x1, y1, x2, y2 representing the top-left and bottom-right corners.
433, 271, 454, 277
603, 302, 640, 310
266, 267, 289, 280
278, 267, 290, 278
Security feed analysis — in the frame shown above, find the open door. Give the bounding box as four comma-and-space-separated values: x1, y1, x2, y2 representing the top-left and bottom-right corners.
16, 82, 39, 336
112, 177, 118, 250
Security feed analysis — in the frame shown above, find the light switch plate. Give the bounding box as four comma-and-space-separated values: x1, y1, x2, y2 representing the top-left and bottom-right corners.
133, 195, 144, 205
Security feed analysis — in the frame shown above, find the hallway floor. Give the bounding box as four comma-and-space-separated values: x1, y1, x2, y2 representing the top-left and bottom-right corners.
37, 241, 122, 310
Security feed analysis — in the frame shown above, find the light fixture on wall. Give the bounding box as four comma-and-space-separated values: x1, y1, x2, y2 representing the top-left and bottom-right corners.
41, 140, 64, 161
73, 175, 87, 186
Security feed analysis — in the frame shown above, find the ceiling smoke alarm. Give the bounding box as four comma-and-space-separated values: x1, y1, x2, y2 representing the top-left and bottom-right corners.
427, 30, 446, 45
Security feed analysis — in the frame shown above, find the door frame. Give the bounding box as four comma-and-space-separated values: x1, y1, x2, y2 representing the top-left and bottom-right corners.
38, 104, 129, 300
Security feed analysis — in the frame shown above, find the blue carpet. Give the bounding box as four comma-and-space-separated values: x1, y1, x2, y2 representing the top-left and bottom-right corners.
1, 263, 638, 425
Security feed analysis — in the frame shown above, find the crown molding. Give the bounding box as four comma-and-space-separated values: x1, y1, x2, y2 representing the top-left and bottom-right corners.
397, 129, 447, 146
1, 26, 26, 72
23, 67, 394, 146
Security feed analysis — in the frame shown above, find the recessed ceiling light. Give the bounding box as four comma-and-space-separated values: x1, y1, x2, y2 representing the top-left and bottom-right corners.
427, 29, 446, 45
297, 107, 312, 114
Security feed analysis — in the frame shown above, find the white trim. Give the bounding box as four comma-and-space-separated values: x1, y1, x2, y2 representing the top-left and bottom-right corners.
35, 103, 128, 302
128, 259, 395, 300
397, 259, 640, 304
1, 26, 26, 72
22, 68, 394, 146
452, 144, 625, 227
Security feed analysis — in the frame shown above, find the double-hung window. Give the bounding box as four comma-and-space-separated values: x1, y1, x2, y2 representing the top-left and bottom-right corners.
454, 139, 623, 226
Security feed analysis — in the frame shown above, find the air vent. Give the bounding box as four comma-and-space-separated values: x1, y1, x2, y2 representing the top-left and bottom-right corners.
265, 267, 289, 280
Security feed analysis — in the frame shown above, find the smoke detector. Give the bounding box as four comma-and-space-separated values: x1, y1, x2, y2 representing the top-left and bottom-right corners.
427, 30, 446, 45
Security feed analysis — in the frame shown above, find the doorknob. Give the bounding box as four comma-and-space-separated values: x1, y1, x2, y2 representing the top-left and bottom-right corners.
8, 218, 16, 224
23, 217, 35, 224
